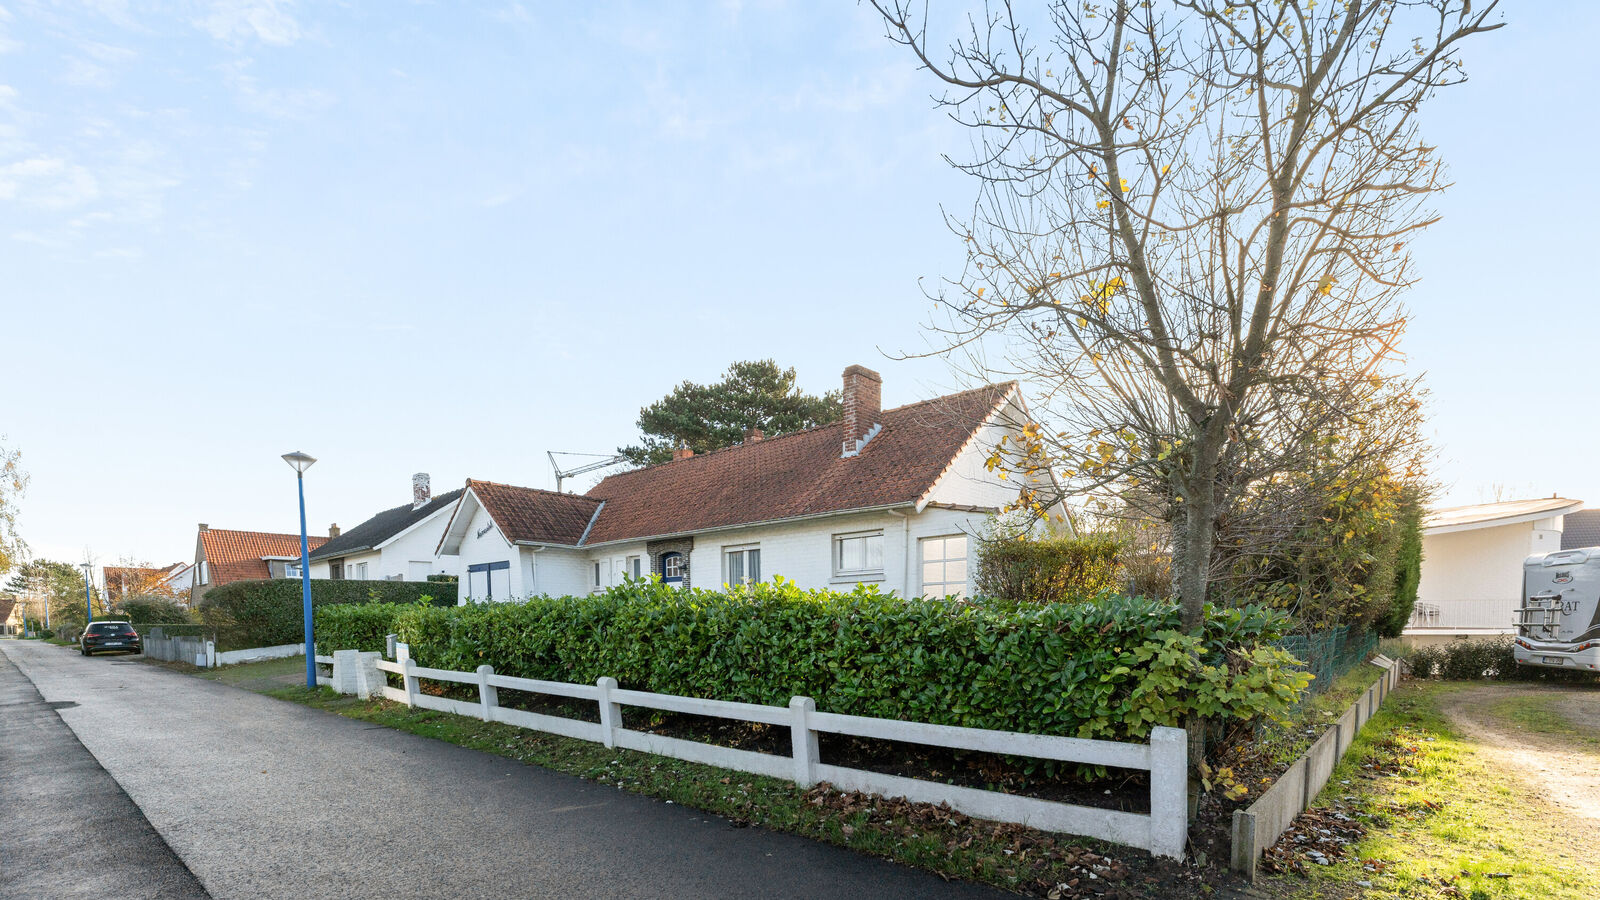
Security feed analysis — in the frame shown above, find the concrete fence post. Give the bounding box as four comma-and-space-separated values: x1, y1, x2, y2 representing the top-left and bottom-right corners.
204, 640, 216, 669
352, 651, 384, 698
476, 665, 497, 722
402, 658, 420, 708
788, 696, 819, 788
1147, 726, 1188, 860
596, 677, 621, 749
386, 634, 398, 660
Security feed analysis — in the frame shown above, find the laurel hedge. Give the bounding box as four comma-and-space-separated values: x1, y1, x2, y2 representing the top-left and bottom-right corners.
320, 578, 1310, 741
200, 579, 452, 650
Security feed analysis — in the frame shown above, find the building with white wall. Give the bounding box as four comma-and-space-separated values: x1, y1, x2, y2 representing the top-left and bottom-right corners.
309, 474, 463, 582
437, 367, 1059, 603
1405, 496, 1584, 646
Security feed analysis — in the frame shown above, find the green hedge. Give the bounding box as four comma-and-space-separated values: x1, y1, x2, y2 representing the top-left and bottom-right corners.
200, 579, 453, 650
315, 603, 413, 655
332, 579, 1309, 742
1408, 637, 1598, 683
974, 535, 1124, 603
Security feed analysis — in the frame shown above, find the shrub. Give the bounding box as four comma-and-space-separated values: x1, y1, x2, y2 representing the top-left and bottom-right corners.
1408, 637, 1598, 683
199, 579, 452, 650
378, 579, 1308, 743
118, 594, 194, 626
974, 534, 1124, 603
315, 603, 412, 654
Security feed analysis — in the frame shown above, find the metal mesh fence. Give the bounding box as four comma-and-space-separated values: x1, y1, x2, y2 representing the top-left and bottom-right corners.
1277, 626, 1379, 695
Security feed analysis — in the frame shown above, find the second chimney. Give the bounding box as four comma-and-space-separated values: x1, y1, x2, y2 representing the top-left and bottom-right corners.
841, 364, 882, 457
413, 473, 431, 509
743, 427, 764, 443
329, 523, 341, 538
673, 445, 695, 461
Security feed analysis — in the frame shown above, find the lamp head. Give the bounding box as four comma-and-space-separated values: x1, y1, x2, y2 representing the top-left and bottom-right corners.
281, 451, 317, 475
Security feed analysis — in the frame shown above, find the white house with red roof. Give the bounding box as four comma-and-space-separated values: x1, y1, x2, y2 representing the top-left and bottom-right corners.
436, 366, 1058, 603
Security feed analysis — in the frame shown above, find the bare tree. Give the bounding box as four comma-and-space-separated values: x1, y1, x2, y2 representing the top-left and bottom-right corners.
0, 437, 27, 573
871, 0, 1498, 631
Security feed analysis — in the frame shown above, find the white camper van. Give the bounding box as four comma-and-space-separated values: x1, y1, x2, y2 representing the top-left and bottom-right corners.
1515, 547, 1600, 672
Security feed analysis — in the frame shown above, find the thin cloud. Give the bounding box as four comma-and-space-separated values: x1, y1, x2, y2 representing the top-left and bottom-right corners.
197, 0, 303, 47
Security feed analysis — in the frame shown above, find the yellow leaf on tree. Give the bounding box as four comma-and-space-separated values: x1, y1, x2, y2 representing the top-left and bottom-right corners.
976, 287, 985, 297
1315, 275, 1336, 296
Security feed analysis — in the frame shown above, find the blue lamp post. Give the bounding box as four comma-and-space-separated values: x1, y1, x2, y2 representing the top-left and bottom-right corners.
282, 450, 318, 688
80, 563, 94, 623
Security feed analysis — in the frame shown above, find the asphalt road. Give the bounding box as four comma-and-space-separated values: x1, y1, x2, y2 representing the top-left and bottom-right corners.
0, 645, 209, 900
0, 640, 1008, 899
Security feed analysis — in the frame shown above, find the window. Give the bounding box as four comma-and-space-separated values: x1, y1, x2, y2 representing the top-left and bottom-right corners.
660, 552, 685, 583
594, 561, 602, 588
354, 562, 368, 581
920, 535, 969, 598
833, 531, 885, 578
285, 563, 302, 578
626, 556, 642, 579
724, 546, 761, 586
467, 561, 511, 600
329, 560, 344, 580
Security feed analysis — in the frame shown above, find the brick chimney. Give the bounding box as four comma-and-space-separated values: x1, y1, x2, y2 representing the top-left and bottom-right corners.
743, 427, 764, 443
841, 364, 882, 458
413, 473, 431, 509
673, 445, 695, 461
329, 523, 340, 538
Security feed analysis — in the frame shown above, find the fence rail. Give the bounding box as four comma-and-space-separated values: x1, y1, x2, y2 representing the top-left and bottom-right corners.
1405, 599, 1516, 632
333, 645, 1186, 859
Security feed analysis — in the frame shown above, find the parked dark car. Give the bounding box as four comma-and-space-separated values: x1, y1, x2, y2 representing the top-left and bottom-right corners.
80, 621, 142, 656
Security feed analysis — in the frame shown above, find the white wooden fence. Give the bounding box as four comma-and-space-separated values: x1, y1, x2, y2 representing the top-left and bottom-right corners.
324, 645, 1188, 859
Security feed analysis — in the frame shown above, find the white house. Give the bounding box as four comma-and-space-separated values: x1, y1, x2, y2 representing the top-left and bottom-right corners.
1404, 496, 1584, 646
309, 474, 463, 582
437, 366, 1058, 603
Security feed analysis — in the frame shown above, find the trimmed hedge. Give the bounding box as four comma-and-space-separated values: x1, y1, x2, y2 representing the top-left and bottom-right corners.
1408, 637, 1598, 683
975, 535, 1124, 603
316, 603, 412, 655
325, 579, 1309, 742
200, 579, 453, 650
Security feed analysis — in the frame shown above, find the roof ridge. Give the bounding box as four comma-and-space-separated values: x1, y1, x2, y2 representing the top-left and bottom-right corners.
591, 381, 1015, 487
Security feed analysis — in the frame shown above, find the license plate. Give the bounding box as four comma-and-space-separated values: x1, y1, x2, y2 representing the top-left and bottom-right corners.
104, 641, 123, 646
1543, 655, 1564, 665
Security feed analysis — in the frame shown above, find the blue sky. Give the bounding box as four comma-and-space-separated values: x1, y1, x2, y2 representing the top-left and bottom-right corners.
2, 1, 1594, 570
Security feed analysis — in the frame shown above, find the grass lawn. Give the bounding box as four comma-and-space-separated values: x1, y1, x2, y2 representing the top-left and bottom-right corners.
1259, 680, 1600, 900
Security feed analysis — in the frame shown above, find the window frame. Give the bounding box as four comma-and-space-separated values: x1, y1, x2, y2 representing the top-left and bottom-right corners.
660, 551, 685, 583
919, 534, 970, 599
722, 544, 761, 587
831, 530, 886, 580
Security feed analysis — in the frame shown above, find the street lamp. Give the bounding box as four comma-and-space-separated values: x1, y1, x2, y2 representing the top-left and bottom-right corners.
282, 450, 318, 689
80, 562, 94, 624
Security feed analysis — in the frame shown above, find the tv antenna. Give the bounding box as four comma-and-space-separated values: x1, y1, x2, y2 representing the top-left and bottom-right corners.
547, 451, 628, 493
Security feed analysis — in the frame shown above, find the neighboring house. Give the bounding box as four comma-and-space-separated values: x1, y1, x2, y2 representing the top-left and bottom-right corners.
102, 563, 188, 602
308, 474, 464, 582
1404, 496, 1584, 646
190, 524, 330, 605
1, 595, 18, 635
437, 365, 1059, 603
1560, 509, 1600, 550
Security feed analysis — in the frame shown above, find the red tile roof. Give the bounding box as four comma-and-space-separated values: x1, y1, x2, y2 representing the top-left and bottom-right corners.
199, 529, 328, 584
449, 383, 1015, 548
469, 480, 603, 546
582, 383, 1015, 544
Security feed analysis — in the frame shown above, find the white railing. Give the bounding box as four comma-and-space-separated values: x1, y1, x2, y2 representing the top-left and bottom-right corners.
343, 647, 1187, 859
1406, 598, 1516, 632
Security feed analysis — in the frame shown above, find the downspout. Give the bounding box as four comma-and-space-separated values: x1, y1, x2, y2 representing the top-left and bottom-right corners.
887, 509, 912, 597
